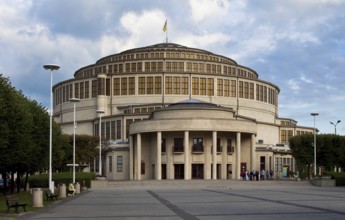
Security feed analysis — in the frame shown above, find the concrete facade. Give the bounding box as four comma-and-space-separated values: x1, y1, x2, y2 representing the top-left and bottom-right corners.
53, 43, 314, 181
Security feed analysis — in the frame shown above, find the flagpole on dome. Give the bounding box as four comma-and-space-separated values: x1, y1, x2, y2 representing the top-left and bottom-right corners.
163, 19, 168, 43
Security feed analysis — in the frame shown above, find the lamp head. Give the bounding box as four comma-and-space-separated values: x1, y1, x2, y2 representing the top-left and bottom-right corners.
70, 98, 80, 103
43, 64, 60, 71
311, 113, 319, 116
96, 109, 105, 114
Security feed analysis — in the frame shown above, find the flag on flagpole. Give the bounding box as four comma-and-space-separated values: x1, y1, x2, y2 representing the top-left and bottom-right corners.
163, 19, 167, 32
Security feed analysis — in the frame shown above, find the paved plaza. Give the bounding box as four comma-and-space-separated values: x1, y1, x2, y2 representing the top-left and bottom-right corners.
18, 181, 345, 220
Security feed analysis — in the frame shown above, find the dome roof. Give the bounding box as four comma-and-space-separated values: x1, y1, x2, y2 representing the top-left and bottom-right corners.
165, 99, 224, 109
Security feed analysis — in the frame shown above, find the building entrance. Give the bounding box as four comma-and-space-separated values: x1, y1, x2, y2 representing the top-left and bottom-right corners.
192, 164, 204, 179
174, 164, 184, 179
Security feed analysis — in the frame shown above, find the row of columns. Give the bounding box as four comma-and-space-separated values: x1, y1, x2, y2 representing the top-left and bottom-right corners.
130, 131, 256, 180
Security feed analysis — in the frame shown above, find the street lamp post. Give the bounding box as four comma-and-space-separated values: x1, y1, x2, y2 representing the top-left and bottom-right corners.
96, 109, 105, 175
70, 98, 80, 183
311, 113, 319, 177
43, 64, 60, 193
330, 120, 341, 135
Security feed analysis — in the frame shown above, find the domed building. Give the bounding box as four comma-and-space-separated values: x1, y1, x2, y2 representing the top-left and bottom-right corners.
53, 43, 313, 180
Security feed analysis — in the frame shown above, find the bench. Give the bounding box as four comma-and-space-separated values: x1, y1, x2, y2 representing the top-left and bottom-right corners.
67, 189, 75, 196
5, 194, 27, 214
45, 189, 58, 201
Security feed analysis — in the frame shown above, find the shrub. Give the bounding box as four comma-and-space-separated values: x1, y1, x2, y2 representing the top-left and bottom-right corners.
27, 172, 95, 188
323, 172, 345, 186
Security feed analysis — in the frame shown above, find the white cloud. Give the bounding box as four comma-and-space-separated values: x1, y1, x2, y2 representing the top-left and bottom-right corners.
189, 0, 231, 22
287, 79, 300, 92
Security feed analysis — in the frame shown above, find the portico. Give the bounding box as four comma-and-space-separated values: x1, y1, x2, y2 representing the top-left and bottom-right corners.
129, 99, 257, 180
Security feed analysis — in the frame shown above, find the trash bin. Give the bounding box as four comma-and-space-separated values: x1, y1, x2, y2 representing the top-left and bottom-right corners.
75, 182, 80, 194
32, 188, 43, 207
59, 184, 66, 198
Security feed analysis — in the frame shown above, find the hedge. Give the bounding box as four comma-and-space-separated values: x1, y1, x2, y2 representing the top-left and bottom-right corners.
27, 172, 95, 188
323, 172, 345, 186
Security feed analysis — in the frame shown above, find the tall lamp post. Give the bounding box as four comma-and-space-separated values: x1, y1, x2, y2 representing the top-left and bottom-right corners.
330, 120, 341, 135
43, 64, 60, 193
70, 98, 80, 183
96, 109, 105, 175
311, 113, 319, 177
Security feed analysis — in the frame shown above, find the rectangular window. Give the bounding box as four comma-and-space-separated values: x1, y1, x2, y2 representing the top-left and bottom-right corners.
85, 81, 89, 98
179, 62, 184, 72
74, 83, 79, 98
129, 77, 135, 95
249, 83, 254, 99
192, 138, 204, 152
147, 77, 153, 94
116, 120, 121, 140
230, 80, 236, 97
125, 63, 130, 72
244, 82, 248, 99
117, 156, 123, 172
173, 138, 184, 152
131, 63, 136, 72
192, 77, 199, 95
281, 130, 287, 143
121, 78, 127, 95
145, 62, 150, 72
80, 82, 84, 99
158, 62, 163, 71
172, 62, 178, 72
263, 86, 267, 102
207, 78, 214, 96
98, 78, 105, 95
166, 62, 171, 72
106, 79, 110, 96
151, 62, 157, 72
165, 76, 172, 94
182, 77, 189, 95
239, 81, 243, 98
173, 77, 180, 94
114, 78, 120, 95
139, 77, 145, 94
200, 78, 206, 95
109, 156, 112, 172
217, 79, 223, 96
111, 121, 116, 140
206, 64, 211, 73
199, 63, 204, 72
92, 80, 97, 97
137, 62, 142, 72
155, 76, 162, 94
161, 139, 166, 153
224, 79, 229, 97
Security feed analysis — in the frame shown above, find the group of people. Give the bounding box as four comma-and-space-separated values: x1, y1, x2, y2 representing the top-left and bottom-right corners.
241, 169, 273, 181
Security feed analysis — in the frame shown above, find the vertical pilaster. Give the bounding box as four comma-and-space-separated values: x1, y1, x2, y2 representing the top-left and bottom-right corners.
236, 132, 241, 180
212, 131, 217, 179
251, 134, 256, 171
129, 135, 134, 180
167, 138, 172, 179
184, 131, 190, 180
156, 132, 162, 180
136, 133, 141, 180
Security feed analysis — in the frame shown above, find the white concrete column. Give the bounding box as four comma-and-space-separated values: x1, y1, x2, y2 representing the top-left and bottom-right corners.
184, 131, 190, 180
236, 132, 241, 180
129, 135, 134, 180
251, 134, 256, 171
167, 138, 173, 179
221, 137, 227, 179
212, 131, 217, 180
156, 132, 162, 180
136, 133, 141, 180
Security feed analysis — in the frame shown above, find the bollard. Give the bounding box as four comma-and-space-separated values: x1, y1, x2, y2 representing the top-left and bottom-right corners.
59, 184, 66, 198
75, 182, 80, 194
32, 188, 43, 207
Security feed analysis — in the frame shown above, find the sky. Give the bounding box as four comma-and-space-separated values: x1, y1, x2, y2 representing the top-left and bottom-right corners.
1, 0, 345, 135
